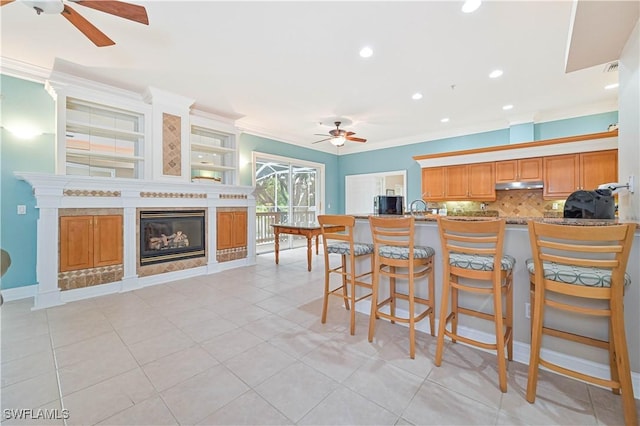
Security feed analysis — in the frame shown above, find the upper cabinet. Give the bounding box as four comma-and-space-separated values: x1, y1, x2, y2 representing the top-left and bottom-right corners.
543, 150, 617, 199
495, 157, 542, 183
444, 163, 496, 201
422, 163, 496, 201
421, 167, 445, 200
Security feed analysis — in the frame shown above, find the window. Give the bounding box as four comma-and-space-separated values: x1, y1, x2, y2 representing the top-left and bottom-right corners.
65, 98, 145, 178
190, 126, 237, 185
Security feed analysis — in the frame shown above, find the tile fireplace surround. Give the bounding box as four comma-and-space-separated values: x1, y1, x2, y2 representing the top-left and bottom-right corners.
14, 172, 256, 310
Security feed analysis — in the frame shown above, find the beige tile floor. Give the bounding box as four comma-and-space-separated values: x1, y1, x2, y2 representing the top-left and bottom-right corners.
1, 248, 638, 425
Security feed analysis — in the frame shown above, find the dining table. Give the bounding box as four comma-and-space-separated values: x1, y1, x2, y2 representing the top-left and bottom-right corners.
270, 222, 344, 271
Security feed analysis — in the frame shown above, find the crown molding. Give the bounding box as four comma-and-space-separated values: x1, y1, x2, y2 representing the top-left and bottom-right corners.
0, 57, 51, 83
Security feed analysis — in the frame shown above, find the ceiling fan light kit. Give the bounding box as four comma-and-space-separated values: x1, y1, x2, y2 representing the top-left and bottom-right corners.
3, 0, 149, 47
312, 121, 367, 147
330, 136, 346, 147
23, 0, 63, 14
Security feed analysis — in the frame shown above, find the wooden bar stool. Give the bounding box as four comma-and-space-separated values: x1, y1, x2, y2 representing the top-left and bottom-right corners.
318, 215, 374, 335
435, 217, 515, 393
368, 216, 436, 359
526, 221, 636, 426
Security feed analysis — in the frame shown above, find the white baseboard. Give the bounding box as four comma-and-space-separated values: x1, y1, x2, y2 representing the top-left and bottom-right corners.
1, 284, 37, 302
355, 301, 640, 398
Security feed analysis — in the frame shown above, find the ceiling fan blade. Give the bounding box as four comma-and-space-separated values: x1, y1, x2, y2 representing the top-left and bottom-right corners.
346, 131, 356, 136
0, 0, 15, 6
346, 136, 367, 143
61, 4, 115, 47
73, 0, 149, 25
312, 138, 331, 144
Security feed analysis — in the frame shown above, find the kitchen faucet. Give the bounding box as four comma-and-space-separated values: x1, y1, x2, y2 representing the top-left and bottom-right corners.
409, 199, 428, 216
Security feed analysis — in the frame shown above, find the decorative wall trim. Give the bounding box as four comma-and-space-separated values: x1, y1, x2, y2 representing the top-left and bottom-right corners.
58, 265, 124, 291
216, 246, 247, 263
162, 113, 182, 176
63, 189, 121, 197
414, 131, 618, 168
140, 192, 207, 198
220, 194, 248, 199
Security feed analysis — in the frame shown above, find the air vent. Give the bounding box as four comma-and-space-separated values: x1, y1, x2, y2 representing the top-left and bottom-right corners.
604, 61, 618, 73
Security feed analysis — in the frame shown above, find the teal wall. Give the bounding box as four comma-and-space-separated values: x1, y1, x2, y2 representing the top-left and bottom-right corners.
0, 73, 619, 291
337, 129, 509, 212
534, 112, 618, 140
238, 133, 340, 213
1, 75, 55, 290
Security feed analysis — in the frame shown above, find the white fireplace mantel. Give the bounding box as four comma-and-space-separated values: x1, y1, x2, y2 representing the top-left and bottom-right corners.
15, 172, 257, 310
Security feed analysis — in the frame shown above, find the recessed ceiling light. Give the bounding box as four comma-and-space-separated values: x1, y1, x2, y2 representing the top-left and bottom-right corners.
359, 46, 373, 58
489, 69, 503, 79
412, 93, 423, 100
441, 118, 450, 123
502, 104, 514, 110
462, 0, 482, 13
605, 83, 619, 90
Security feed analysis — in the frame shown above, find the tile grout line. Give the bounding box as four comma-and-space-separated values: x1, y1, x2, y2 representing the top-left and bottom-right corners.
45, 309, 68, 426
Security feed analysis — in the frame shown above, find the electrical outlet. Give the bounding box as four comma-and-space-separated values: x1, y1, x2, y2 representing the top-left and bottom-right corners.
525, 302, 531, 319
552, 202, 558, 210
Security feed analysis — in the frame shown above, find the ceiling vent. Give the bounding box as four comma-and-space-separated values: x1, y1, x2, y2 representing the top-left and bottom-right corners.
603, 61, 618, 73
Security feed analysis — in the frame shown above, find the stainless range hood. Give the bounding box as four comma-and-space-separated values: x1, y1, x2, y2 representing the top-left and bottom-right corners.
495, 181, 544, 190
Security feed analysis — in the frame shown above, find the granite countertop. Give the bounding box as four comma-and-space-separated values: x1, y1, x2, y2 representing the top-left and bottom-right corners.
354, 214, 639, 228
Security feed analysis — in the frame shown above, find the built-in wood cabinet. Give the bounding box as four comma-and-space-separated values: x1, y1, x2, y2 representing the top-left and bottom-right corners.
217, 209, 247, 250
543, 150, 617, 199
444, 163, 496, 200
59, 215, 123, 272
421, 163, 495, 201
495, 157, 542, 183
421, 167, 445, 200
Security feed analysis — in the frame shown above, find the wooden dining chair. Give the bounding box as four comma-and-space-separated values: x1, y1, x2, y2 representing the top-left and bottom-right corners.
526, 220, 636, 426
318, 215, 374, 335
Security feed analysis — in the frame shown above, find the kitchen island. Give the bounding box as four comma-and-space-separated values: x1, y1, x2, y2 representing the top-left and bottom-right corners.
351, 214, 640, 394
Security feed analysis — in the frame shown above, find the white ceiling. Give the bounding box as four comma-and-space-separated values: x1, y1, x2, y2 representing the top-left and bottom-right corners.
1, 1, 636, 155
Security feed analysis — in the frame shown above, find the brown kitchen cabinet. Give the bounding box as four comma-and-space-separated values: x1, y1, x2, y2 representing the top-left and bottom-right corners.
444, 162, 496, 200
495, 157, 542, 183
421, 167, 445, 200
217, 209, 248, 250
59, 215, 123, 272
543, 150, 617, 199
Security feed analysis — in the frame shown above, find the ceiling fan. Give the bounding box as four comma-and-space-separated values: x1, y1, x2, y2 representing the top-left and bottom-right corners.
312, 121, 367, 147
1, 0, 149, 47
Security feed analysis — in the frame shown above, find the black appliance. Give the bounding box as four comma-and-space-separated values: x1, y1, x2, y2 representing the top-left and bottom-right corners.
374, 195, 404, 215
563, 189, 615, 219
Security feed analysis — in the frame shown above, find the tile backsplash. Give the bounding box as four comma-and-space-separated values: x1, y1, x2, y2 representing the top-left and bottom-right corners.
429, 189, 566, 218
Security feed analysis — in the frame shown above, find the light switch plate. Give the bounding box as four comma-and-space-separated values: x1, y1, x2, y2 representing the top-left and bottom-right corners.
17, 205, 26, 215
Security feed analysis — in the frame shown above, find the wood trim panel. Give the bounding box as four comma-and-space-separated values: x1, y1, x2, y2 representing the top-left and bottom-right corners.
413, 130, 618, 161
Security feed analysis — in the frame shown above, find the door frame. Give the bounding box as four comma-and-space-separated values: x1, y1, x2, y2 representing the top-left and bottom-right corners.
252, 151, 325, 252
